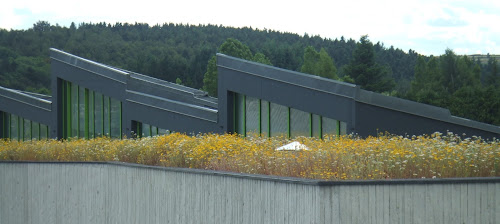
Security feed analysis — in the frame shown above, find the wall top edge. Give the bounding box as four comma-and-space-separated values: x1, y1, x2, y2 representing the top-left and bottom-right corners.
2, 161, 498, 185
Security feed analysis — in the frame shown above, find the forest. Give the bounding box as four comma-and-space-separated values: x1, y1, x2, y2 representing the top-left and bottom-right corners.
0, 21, 498, 125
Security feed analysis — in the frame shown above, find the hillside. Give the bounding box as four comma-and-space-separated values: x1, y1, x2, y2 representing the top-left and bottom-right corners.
0, 21, 417, 94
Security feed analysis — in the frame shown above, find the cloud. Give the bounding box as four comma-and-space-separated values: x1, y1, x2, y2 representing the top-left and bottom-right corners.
427, 18, 468, 27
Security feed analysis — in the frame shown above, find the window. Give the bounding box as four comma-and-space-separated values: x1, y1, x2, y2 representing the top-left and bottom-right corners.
233, 92, 348, 139
61, 79, 122, 139
245, 96, 260, 136
270, 102, 288, 137
0, 111, 49, 141
134, 121, 170, 138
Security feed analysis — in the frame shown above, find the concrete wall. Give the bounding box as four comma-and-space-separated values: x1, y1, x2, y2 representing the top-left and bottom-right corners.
1, 162, 498, 224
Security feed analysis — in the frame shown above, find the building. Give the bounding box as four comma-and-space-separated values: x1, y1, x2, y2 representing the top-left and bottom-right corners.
1, 49, 499, 140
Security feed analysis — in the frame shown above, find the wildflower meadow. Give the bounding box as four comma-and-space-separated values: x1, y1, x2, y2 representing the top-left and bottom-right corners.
1, 132, 498, 180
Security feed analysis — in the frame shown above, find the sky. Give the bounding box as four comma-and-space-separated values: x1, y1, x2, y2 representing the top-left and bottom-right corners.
1, 0, 499, 56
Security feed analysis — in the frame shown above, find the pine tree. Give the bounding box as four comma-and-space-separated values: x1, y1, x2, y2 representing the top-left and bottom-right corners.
343, 35, 395, 93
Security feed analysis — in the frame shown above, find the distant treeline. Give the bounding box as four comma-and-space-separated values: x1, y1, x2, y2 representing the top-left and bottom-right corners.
0, 21, 498, 125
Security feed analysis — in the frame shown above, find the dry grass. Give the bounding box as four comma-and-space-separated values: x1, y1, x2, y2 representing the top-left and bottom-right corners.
1, 132, 498, 180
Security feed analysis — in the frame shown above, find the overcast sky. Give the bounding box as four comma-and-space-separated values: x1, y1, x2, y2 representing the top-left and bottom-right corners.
1, 0, 499, 56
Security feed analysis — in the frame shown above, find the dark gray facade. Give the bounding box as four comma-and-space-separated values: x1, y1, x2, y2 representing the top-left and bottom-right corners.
216, 53, 500, 139
1, 49, 499, 140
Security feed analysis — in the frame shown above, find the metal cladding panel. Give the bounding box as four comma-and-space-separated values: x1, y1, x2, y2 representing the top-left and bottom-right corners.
217, 55, 354, 133
50, 59, 127, 101
355, 102, 500, 139
127, 75, 217, 109
125, 90, 217, 122
50, 48, 128, 84
217, 53, 500, 138
217, 54, 358, 97
0, 88, 52, 125
123, 94, 223, 135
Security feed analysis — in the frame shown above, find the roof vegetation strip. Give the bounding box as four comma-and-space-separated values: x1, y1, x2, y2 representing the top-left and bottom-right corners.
1, 161, 499, 186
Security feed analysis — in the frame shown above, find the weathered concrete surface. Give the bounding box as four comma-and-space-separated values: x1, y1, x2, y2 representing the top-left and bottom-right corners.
1, 162, 498, 224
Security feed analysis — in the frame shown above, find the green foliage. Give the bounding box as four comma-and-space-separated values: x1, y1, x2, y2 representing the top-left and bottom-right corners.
407, 49, 500, 125
343, 35, 395, 93
175, 78, 183, 85
300, 46, 338, 80
202, 56, 218, 96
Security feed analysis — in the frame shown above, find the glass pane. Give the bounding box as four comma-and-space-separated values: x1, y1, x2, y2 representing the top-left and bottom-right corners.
235, 93, 245, 135
40, 124, 48, 139
245, 96, 259, 136
79, 87, 85, 138
24, 119, 31, 141
71, 83, 79, 138
89, 91, 94, 138
2, 112, 10, 139
104, 96, 110, 137
340, 121, 347, 135
322, 116, 338, 138
142, 123, 150, 137
32, 121, 39, 140
110, 98, 121, 138
270, 102, 288, 137
94, 92, 103, 137
158, 128, 170, 135
260, 100, 269, 137
10, 114, 18, 140
312, 114, 321, 138
290, 108, 310, 138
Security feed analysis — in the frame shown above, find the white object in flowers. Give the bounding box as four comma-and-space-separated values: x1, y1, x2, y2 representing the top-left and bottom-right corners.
275, 141, 310, 151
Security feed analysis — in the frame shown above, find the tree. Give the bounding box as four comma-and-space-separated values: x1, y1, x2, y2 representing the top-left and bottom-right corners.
343, 35, 395, 93
300, 46, 338, 80
202, 38, 272, 96
485, 57, 499, 87
407, 56, 448, 106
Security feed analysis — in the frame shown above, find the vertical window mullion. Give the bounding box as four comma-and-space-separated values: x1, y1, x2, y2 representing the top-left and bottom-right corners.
319, 116, 323, 139
92, 91, 95, 138
17, 116, 24, 141
287, 107, 291, 139
67, 82, 72, 138
120, 101, 122, 139
258, 99, 262, 135
337, 120, 340, 137
108, 97, 111, 137
243, 95, 246, 137
85, 88, 89, 139
309, 113, 313, 137
232, 93, 236, 133
101, 94, 104, 137
61, 81, 65, 139
267, 101, 271, 137
30, 120, 33, 140
138, 122, 142, 138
